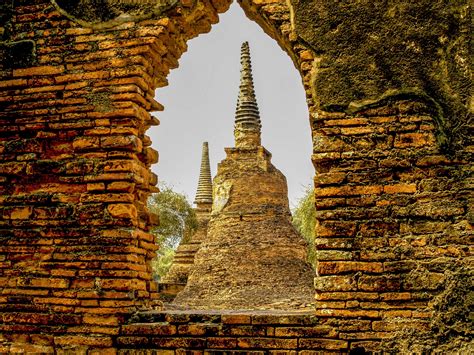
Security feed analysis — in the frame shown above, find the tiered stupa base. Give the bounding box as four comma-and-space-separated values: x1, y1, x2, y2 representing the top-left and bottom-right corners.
173, 215, 315, 310
173, 147, 316, 311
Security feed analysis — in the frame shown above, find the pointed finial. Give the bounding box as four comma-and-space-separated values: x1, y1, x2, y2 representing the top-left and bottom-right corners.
194, 142, 213, 205
234, 41, 261, 148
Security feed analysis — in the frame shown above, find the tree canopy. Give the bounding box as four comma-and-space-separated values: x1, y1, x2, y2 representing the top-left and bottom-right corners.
291, 185, 317, 267
148, 184, 198, 280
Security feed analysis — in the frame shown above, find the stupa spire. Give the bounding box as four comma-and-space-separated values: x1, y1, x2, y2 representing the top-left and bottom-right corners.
234, 41, 261, 148
194, 142, 213, 205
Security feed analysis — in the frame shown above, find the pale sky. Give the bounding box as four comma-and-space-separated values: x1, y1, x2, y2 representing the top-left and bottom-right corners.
150, 2, 314, 208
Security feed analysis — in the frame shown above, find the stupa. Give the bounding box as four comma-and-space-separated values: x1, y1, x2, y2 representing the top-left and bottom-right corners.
173, 42, 315, 310
161, 142, 213, 285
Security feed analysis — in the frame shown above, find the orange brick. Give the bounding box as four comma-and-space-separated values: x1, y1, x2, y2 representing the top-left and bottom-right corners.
372, 320, 428, 332
13, 65, 65, 77
340, 126, 374, 135
380, 292, 411, 301
384, 183, 417, 194
54, 335, 112, 347
299, 338, 347, 350
315, 309, 380, 318
382, 310, 412, 318
107, 203, 137, 219
352, 185, 383, 195
178, 324, 220, 336
66, 326, 119, 335
34, 297, 80, 306
0, 78, 27, 88
221, 315, 251, 324
394, 132, 435, 148
317, 262, 384, 275
122, 324, 177, 335
73, 137, 100, 150
99, 300, 136, 307
107, 181, 135, 192
9, 206, 33, 219
17, 278, 69, 289
83, 315, 120, 326
325, 118, 368, 126
100, 278, 146, 291
299, 49, 314, 60
87, 183, 106, 192
315, 221, 356, 237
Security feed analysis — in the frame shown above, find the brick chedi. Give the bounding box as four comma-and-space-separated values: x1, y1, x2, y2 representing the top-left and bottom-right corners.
1, 0, 472, 353
161, 142, 213, 285
173, 42, 316, 310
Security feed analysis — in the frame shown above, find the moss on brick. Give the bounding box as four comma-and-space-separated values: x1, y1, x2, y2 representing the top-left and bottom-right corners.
291, 0, 472, 153
52, 0, 180, 29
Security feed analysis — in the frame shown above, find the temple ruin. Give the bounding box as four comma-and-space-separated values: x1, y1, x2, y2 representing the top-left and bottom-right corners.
160, 141, 213, 286
0, 0, 472, 353
173, 42, 315, 310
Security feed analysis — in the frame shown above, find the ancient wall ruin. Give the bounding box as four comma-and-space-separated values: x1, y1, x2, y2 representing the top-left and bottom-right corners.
0, 0, 472, 353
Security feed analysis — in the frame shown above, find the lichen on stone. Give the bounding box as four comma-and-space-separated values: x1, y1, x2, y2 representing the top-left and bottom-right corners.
291, 0, 472, 153
382, 262, 474, 353
51, 0, 180, 29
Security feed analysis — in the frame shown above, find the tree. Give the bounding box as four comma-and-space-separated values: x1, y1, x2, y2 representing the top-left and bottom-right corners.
292, 185, 317, 267
147, 184, 198, 281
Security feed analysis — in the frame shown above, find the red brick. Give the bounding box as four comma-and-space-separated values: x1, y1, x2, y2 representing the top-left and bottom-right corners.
221, 315, 252, 324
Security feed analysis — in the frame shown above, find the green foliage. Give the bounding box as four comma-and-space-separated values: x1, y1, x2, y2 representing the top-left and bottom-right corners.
148, 184, 198, 281
150, 247, 175, 282
292, 185, 317, 267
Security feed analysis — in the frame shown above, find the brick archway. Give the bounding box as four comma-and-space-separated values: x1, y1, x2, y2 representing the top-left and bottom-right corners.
0, 0, 471, 353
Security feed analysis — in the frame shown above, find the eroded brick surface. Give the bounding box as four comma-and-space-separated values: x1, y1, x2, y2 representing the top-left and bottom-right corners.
0, 0, 472, 353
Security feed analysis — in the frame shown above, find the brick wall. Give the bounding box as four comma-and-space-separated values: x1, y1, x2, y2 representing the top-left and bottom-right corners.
118, 312, 347, 353
0, 0, 472, 353
0, 0, 230, 351
312, 101, 472, 351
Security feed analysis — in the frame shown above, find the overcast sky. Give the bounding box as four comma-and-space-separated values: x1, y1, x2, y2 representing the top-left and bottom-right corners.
150, 2, 314, 207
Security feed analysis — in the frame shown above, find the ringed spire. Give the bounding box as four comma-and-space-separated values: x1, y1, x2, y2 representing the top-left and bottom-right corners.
194, 142, 213, 205
234, 41, 262, 148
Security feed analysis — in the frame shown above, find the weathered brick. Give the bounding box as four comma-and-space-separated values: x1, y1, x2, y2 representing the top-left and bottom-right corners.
17, 278, 69, 289
54, 335, 112, 347
150, 337, 207, 348
222, 315, 252, 324
207, 337, 238, 348
372, 320, 429, 332
122, 324, 176, 335
317, 262, 384, 275
107, 204, 138, 219
298, 339, 348, 350
13, 66, 65, 77
314, 276, 357, 292
178, 323, 220, 336
394, 132, 436, 148
384, 183, 417, 194
238, 337, 298, 349
274, 326, 336, 338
